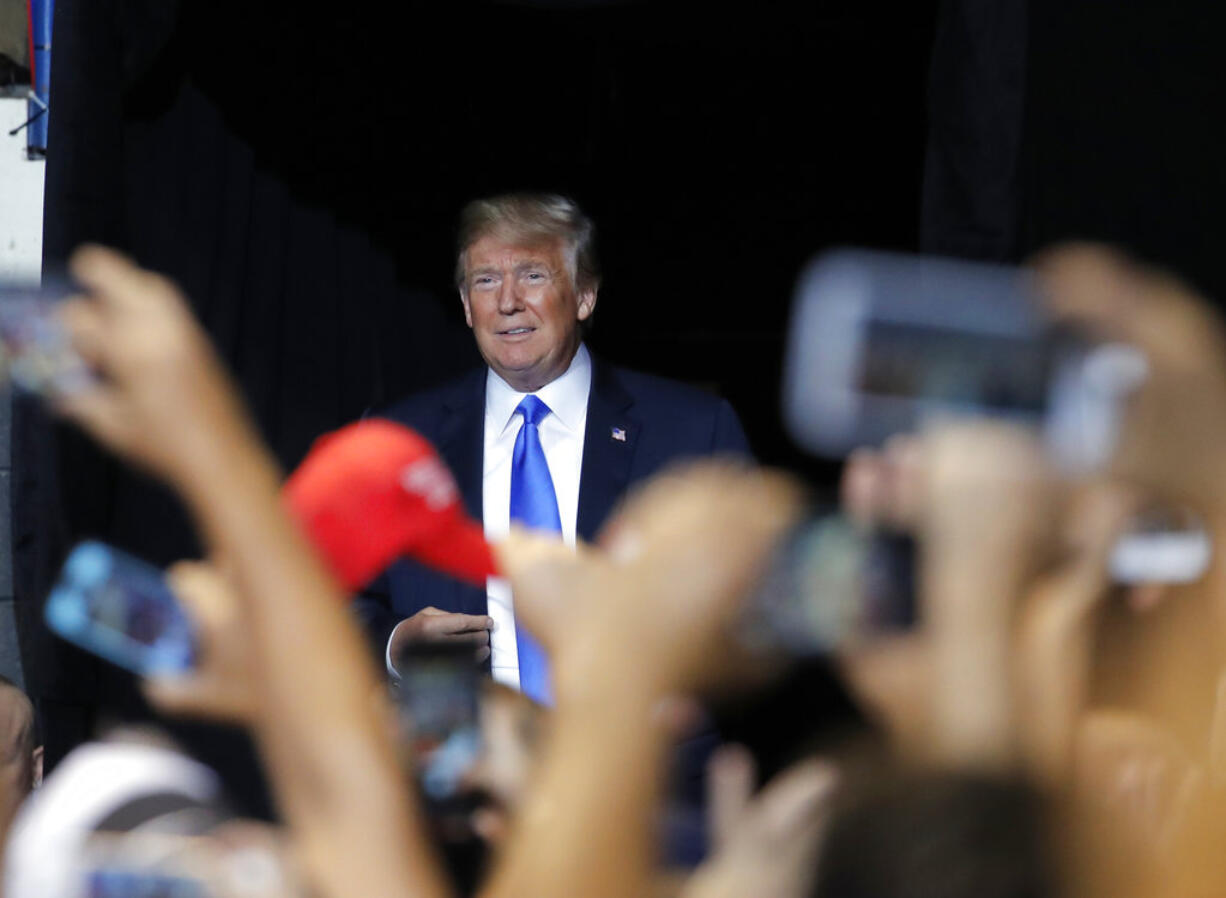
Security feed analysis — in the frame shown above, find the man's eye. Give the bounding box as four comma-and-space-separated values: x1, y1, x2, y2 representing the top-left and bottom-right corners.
524, 271, 546, 282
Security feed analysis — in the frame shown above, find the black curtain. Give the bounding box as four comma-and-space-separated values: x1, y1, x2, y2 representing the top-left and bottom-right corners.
920, 0, 1027, 261
922, 0, 1226, 304
22, 0, 476, 805
1020, 0, 1226, 303
19, 0, 942, 800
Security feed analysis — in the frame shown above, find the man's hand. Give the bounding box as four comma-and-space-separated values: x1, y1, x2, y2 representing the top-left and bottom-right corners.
389, 607, 494, 667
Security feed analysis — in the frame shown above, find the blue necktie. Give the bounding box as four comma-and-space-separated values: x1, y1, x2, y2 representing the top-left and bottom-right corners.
509, 395, 561, 704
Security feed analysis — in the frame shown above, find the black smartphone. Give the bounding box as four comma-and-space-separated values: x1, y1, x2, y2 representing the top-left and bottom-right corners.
744, 512, 917, 656
394, 641, 482, 835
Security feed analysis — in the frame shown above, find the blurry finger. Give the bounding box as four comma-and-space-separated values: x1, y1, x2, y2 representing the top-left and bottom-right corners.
840, 448, 882, 528
1061, 481, 1136, 555
471, 807, 508, 844
1035, 482, 1136, 609
51, 384, 132, 451
142, 676, 205, 713
1038, 243, 1222, 365
651, 695, 706, 741
419, 614, 491, 640
1034, 244, 1140, 344
166, 561, 237, 631
881, 433, 923, 530
69, 244, 173, 316
56, 297, 109, 369
142, 674, 252, 722
496, 527, 593, 630
498, 528, 586, 571
475, 646, 490, 663
1123, 583, 1169, 614
434, 614, 494, 635
707, 743, 755, 852
749, 758, 839, 837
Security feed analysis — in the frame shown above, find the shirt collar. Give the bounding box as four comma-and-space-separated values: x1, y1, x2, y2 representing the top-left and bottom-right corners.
486, 343, 592, 437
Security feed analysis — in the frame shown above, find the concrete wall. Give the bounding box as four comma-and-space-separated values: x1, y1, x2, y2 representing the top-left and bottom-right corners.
0, 95, 46, 688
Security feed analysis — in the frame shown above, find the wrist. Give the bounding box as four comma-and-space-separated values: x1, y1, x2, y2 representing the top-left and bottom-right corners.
552, 656, 665, 716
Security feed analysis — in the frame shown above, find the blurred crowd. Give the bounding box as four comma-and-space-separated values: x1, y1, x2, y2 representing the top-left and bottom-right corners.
3, 238, 1226, 898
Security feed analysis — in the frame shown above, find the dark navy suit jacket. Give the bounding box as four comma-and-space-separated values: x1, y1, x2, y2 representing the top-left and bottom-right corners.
352, 355, 751, 657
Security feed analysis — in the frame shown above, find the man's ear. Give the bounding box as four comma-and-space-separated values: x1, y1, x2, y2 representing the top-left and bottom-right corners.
459, 289, 474, 328
577, 287, 598, 322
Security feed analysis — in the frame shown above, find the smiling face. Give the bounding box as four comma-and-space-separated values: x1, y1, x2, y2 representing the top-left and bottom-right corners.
460, 234, 597, 393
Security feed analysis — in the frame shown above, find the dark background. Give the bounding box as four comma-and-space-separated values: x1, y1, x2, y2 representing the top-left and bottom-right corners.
15, 0, 1226, 802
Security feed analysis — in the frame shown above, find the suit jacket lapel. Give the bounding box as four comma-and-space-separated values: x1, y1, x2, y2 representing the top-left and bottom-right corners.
438, 369, 487, 614
438, 368, 486, 521
578, 358, 638, 542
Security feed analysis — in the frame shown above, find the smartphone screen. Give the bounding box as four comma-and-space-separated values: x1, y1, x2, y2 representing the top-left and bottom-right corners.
0, 281, 92, 396
858, 319, 1052, 414
395, 642, 482, 814
744, 513, 917, 656
784, 249, 1144, 475
44, 542, 195, 675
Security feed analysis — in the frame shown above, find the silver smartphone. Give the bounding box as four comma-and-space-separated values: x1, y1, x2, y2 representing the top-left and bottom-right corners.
782, 249, 1147, 475
782, 249, 1206, 585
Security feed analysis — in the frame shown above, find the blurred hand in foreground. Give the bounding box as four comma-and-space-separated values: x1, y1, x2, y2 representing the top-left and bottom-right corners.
1038, 245, 1226, 513
481, 462, 802, 898
142, 561, 257, 724
907, 421, 1056, 771
496, 460, 805, 702
681, 745, 837, 898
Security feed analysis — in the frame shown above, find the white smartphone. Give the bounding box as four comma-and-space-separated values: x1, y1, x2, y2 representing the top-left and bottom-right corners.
782, 249, 1147, 474
782, 249, 1207, 585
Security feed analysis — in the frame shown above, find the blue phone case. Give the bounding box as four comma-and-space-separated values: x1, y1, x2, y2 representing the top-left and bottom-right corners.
87, 868, 208, 898
44, 541, 195, 675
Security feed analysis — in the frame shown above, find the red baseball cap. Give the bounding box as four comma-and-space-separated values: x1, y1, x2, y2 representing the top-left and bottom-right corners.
283, 419, 498, 592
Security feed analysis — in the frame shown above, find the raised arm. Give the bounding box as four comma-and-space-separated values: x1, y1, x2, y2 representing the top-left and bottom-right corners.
54, 246, 451, 898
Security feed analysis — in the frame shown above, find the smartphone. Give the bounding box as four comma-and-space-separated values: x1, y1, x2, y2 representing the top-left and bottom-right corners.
743, 512, 917, 656
0, 280, 93, 396
782, 249, 1147, 475
1110, 507, 1211, 585
394, 642, 482, 828
781, 249, 1208, 584
44, 541, 196, 675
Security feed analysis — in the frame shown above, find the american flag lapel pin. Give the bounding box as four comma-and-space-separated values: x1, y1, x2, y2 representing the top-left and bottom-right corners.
611, 426, 627, 443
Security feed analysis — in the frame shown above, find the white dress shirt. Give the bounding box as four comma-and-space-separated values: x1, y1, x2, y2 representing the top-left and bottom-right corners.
386, 344, 592, 686
483, 344, 591, 688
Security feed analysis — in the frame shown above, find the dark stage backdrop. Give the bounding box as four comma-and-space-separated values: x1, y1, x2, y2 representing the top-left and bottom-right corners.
20, 0, 941, 799
22, 0, 1226, 810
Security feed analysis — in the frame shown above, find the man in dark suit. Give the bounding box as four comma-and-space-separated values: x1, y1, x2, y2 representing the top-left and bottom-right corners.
354, 194, 749, 695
